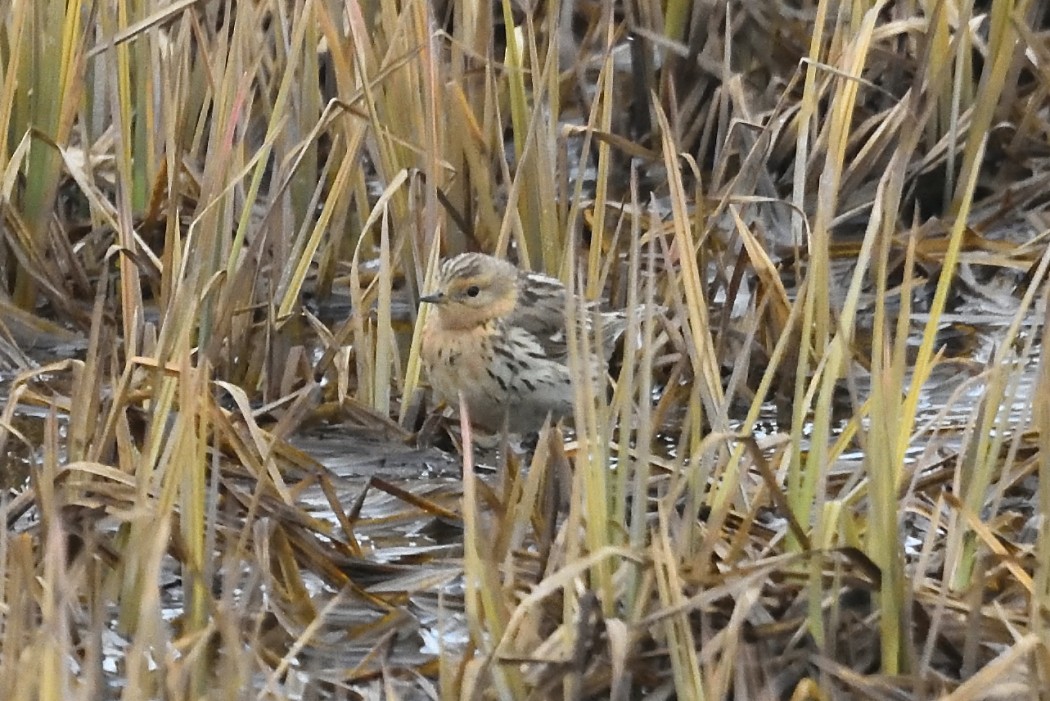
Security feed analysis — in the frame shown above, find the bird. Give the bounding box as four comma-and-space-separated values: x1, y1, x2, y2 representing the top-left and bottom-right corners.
418, 252, 630, 434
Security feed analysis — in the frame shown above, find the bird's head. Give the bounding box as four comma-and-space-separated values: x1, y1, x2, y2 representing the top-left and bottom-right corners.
420, 253, 520, 329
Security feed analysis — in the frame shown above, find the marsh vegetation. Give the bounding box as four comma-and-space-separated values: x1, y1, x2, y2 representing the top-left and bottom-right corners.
0, 0, 1048, 699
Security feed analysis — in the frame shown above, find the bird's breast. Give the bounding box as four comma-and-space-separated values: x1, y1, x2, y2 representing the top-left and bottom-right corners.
421, 319, 498, 402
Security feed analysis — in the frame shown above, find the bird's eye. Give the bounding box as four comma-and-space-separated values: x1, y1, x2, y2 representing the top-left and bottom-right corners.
466, 285, 481, 297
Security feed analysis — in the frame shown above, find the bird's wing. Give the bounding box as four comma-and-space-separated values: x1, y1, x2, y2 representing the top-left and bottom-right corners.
509, 272, 571, 361
510, 271, 629, 363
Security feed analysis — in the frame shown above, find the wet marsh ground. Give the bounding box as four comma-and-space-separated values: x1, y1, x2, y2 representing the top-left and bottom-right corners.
2, 1, 1050, 699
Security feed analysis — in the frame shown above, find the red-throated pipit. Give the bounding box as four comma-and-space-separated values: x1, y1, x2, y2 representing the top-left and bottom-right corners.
419, 252, 629, 433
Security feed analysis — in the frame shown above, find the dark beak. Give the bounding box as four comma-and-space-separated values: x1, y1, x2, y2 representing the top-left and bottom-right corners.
419, 292, 444, 304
